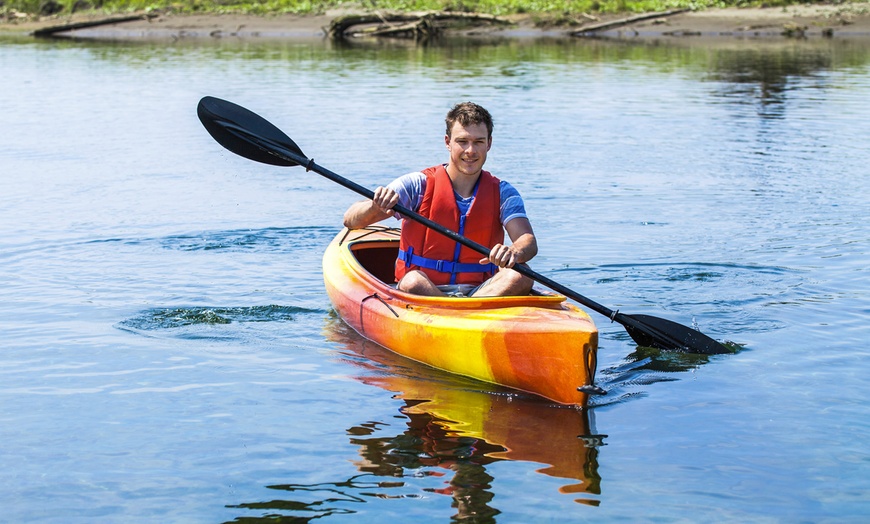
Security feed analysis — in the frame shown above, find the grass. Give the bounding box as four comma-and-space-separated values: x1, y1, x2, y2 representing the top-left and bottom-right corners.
1, 0, 856, 18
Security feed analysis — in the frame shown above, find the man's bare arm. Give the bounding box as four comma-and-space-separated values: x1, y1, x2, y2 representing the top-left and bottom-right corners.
343, 186, 399, 229
480, 217, 537, 268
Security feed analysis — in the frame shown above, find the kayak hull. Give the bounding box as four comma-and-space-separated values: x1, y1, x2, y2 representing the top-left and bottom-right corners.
322, 227, 599, 405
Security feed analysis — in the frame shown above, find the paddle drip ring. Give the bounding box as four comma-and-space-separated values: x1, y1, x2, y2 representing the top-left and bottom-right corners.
305, 158, 315, 171
610, 309, 619, 322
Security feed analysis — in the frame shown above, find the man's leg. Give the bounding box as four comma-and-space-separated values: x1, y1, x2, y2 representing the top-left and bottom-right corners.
471, 268, 533, 297
397, 270, 446, 296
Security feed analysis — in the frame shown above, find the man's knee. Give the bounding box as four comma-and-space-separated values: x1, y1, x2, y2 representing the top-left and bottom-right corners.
513, 273, 534, 295
398, 270, 437, 295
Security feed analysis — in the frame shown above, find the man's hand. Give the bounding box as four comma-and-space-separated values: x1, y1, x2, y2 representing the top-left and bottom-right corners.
481, 243, 522, 269
479, 218, 537, 269
343, 186, 399, 229
371, 186, 399, 216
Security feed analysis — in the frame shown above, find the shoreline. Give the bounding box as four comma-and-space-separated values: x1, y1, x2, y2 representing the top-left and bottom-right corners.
3, 4, 870, 41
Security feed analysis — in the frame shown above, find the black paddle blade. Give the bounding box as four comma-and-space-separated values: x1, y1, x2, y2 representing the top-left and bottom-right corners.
197, 96, 304, 167
622, 314, 732, 355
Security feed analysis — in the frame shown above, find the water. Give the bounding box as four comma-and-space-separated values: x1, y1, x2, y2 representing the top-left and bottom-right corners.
1, 32, 869, 522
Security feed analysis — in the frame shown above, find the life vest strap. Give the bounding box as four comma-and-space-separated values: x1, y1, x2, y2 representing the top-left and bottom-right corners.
398, 248, 497, 275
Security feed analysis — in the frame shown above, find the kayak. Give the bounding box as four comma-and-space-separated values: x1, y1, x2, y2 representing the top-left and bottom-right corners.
322, 226, 599, 406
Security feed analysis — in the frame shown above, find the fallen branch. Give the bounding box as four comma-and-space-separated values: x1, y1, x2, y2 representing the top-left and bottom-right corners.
570, 9, 689, 36
363, 19, 435, 39
326, 11, 509, 40
32, 13, 156, 38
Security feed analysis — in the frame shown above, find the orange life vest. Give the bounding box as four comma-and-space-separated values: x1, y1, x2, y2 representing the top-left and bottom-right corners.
396, 164, 504, 285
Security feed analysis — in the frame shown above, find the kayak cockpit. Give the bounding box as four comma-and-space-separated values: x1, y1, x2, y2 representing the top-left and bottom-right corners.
338, 226, 568, 309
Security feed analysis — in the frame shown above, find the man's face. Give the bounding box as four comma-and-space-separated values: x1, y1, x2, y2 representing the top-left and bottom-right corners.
446, 121, 492, 178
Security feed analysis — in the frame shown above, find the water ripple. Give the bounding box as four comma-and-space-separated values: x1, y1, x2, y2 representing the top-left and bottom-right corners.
589, 347, 715, 408
556, 261, 794, 278
551, 261, 802, 338
156, 226, 337, 252
117, 305, 323, 332
0, 226, 339, 263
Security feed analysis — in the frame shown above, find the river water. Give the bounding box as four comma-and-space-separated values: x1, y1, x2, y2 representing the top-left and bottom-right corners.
1, 31, 868, 522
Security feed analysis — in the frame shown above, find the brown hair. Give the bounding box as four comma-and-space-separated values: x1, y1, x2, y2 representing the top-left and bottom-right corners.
445, 102, 493, 138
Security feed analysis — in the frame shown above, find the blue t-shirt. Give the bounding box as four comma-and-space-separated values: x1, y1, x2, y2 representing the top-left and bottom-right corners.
386, 169, 528, 227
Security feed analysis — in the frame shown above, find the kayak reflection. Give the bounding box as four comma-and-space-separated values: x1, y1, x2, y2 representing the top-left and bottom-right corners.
223, 314, 606, 522
325, 316, 606, 505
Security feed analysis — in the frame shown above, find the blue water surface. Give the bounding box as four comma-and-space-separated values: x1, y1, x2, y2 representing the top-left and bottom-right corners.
1, 31, 868, 522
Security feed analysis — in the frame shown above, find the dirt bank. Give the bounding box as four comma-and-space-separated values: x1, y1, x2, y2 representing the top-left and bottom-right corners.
3, 3, 870, 41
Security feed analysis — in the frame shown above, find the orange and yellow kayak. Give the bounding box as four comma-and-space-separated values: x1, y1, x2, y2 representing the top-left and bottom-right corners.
322, 226, 599, 406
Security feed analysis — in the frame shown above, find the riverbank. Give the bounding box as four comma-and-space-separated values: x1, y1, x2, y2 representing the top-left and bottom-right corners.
3, 3, 870, 40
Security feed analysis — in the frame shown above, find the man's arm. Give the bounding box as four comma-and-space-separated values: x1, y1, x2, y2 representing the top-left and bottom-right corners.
480, 217, 537, 268
343, 186, 399, 229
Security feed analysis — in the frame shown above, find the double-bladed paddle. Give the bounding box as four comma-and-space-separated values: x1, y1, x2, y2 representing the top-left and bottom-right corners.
197, 96, 731, 356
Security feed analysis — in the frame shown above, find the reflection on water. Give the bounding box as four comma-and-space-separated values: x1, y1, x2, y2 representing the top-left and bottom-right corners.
708, 47, 831, 108
226, 317, 605, 522
6, 33, 868, 91
323, 317, 606, 498
227, 474, 398, 522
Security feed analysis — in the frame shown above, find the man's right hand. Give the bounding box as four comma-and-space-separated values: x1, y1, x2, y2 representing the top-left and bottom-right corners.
343, 186, 399, 229
371, 186, 399, 215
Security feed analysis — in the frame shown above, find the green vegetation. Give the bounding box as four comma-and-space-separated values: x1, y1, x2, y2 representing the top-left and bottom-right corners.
1, 0, 851, 18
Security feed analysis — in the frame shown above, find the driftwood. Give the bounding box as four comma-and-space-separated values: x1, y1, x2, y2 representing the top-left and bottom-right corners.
326, 11, 509, 40
570, 9, 689, 37
32, 13, 156, 38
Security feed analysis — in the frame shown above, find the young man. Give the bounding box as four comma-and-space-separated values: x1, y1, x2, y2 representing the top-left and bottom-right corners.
343, 102, 537, 297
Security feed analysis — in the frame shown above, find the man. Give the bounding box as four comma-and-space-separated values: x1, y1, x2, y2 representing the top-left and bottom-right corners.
343, 102, 537, 297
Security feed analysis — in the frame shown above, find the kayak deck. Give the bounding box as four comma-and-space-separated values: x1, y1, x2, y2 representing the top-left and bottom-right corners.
323, 226, 599, 405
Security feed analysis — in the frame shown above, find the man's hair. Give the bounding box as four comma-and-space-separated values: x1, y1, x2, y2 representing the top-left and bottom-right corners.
445, 102, 493, 138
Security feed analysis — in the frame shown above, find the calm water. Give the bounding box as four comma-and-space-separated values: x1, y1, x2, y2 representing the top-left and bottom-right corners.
1, 32, 869, 522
